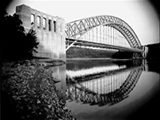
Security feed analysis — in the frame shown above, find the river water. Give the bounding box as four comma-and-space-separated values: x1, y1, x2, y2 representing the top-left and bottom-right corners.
51, 59, 159, 120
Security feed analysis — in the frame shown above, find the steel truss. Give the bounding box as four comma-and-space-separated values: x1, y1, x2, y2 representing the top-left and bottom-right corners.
65, 15, 142, 50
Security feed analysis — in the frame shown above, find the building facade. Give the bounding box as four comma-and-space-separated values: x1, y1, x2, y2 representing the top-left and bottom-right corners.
16, 4, 66, 60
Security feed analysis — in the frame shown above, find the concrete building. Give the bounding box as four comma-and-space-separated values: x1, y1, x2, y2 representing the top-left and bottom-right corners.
16, 4, 66, 61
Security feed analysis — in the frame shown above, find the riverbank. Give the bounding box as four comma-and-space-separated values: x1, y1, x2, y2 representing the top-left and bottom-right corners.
1, 59, 74, 120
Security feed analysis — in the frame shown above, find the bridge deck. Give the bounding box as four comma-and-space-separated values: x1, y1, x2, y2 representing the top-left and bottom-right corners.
66, 38, 143, 53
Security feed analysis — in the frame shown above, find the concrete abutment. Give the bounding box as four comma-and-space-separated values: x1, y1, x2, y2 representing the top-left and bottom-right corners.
16, 4, 66, 61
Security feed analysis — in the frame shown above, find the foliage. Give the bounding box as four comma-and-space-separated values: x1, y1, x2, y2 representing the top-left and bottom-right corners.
1, 60, 74, 120
24, 29, 39, 57
1, 11, 39, 60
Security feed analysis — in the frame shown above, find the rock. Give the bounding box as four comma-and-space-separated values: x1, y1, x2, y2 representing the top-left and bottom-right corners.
37, 99, 41, 104
48, 104, 52, 108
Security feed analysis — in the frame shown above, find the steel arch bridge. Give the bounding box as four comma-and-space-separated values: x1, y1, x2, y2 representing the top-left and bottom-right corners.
65, 15, 144, 55
66, 65, 143, 106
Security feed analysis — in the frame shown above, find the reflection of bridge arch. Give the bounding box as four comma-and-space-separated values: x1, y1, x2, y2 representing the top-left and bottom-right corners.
66, 15, 142, 49
66, 67, 143, 106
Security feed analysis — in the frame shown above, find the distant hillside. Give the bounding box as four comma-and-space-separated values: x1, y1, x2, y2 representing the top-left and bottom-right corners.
66, 43, 160, 59
66, 47, 116, 58
146, 43, 160, 59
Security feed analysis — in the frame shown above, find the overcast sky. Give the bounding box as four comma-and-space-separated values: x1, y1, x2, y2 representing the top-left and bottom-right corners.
7, 0, 159, 45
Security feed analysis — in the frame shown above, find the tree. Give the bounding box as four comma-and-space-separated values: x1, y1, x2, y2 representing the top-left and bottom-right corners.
1, 11, 39, 60
23, 29, 39, 58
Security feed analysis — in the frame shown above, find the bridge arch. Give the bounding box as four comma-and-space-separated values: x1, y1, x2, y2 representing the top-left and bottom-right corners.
66, 66, 143, 106
65, 15, 142, 49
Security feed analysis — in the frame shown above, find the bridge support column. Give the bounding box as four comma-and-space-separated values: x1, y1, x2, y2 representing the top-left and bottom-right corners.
132, 52, 142, 59
142, 46, 149, 58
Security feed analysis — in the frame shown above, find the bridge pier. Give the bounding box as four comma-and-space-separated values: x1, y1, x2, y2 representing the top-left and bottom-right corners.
142, 46, 149, 58
132, 46, 148, 59
132, 52, 142, 59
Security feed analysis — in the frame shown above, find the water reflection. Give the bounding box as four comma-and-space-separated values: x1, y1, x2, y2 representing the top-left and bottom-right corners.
49, 59, 159, 120
48, 64, 66, 100
66, 60, 144, 106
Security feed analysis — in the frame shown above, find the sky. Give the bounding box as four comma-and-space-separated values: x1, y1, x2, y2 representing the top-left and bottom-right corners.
6, 0, 159, 45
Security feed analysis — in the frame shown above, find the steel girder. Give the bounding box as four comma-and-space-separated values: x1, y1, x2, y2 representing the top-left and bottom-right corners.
65, 15, 142, 50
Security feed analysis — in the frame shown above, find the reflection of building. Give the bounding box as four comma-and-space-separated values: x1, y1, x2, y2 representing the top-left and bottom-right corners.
48, 64, 66, 101
66, 67, 143, 106
16, 4, 66, 60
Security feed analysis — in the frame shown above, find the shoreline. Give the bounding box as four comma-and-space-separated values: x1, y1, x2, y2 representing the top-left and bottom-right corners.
1, 59, 74, 120
66, 57, 134, 61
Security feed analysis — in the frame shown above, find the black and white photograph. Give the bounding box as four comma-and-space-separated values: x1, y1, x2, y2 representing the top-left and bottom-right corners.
1, 0, 159, 120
